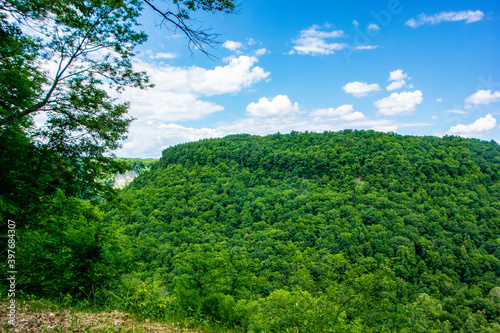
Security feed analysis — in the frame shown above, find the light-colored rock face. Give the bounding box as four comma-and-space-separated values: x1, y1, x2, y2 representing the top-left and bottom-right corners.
113, 170, 139, 188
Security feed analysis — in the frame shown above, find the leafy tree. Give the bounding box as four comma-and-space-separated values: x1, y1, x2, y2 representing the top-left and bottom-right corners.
0, 0, 236, 200
0, 0, 236, 304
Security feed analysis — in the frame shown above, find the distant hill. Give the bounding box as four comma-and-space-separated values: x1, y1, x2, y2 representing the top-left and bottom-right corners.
105, 130, 500, 332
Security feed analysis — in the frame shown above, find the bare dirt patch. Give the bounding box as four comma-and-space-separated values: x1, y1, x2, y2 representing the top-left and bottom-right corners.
0, 301, 202, 333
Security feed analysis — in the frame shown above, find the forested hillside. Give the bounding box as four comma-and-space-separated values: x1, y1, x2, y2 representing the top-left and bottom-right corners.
102, 130, 500, 332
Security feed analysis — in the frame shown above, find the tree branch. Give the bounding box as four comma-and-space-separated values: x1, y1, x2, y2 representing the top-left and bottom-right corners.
0, 9, 111, 126
142, 0, 220, 58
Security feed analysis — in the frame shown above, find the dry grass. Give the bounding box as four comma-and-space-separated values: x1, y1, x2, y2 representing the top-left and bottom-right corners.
0, 301, 203, 333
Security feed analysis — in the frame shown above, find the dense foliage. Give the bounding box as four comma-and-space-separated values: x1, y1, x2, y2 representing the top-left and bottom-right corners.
0, 0, 234, 321
99, 131, 500, 332
117, 158, 159, 174
1, 2, 497, 331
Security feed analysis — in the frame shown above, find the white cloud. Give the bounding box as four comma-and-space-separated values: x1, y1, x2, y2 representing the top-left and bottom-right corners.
368, 24, 380, 31
121, 89, 225, 122
406, 10, 485, 28
432, 115, 438, 119
246, 95, 300, 117
310, 104, 365, 121
436, 98, 443, 102
387, 69, 409, 91
114, 55, 269, 155
144, 50, 177, 60
222, 40, 243, 51
374, 90, 423, 116
388, 69, 408, 82
218, 105, 385, 139
341, 112, 366, 121
290, 25, 346, 55
220, 116, 309, 137
189, 56, 270, 96
386, 80, 406, 91
155, 52, 177, 59
465, 90, 500, 108
353, 20, 360, 28
371, 125, 399, 132
222, 55, 237, 63
354, 119, 432, 133
355, 45, 379, 50
446, 113, 497, 137
120, 121, 222, 158
117, 106, 433, 158
342, 81, 381, 97
220, 99, 372, 137
255, 48, 269, 56
130, 56, 269, 100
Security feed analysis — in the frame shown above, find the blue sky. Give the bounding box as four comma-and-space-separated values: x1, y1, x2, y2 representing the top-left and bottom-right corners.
116, 0, 500, 158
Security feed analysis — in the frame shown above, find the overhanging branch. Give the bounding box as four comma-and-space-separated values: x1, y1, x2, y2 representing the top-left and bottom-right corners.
142, 0, 221, 58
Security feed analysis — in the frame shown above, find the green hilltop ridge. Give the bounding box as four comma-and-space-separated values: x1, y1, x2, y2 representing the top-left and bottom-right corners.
99, 130, 500, 332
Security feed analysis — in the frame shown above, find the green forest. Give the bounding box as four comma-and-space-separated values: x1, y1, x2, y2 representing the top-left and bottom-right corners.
101, 131, 500, 332
6, 130, 500, 332
2, 0, 500, 331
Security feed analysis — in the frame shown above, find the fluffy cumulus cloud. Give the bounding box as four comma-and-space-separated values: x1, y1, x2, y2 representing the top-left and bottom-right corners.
115, 56, 269, 157
406, 10, 484, 28
374, 90, 423, 116
342, 81, 381, 97
219, 101, 376, 138
117, 97, 431, 157
189, 56, 270, 96
465, 90, 500, 108
222, 40, 243, 51
290, 25, 346, 55
115, 54, 436, 157
125, 91, 225, 122
367, 24, 380, 31
310, 104, 365, 121
123, 56, 269, 120
389, 69, 408, 81
387, 69, 409, 91
246, 95, 300, 117
446, 114, 497, 137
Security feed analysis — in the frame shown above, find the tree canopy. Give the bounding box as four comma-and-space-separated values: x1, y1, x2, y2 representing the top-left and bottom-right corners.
96, 131, 500, 332
2, 1, 499, 331
0, 0, 236, 220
